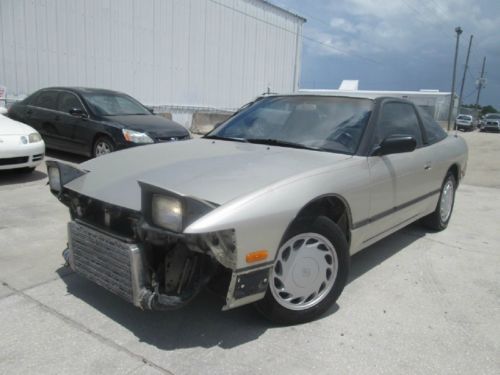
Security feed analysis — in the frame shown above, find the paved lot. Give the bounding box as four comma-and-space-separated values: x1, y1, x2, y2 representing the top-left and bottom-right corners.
1, 132, 499, 374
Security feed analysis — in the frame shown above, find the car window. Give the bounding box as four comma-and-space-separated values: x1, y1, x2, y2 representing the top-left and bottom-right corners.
418, 108, 447, 145
376, 102, 423, 146
210, 96, 374, 154
58, 92, 84, 113
83, 93, 150, 116
32, 90, 58, 110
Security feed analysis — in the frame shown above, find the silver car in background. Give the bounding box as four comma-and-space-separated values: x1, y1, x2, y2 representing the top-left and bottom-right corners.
47, 94, 468, 324
455, 114, 474, 131
480, 113, 500, 132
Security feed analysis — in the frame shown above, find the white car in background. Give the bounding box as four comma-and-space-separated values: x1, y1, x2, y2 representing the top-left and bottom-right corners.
0, 107, 45, 172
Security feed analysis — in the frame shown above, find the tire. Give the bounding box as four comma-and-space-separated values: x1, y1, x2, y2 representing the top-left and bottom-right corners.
93, 136, 114, 158
421, 172, 456, 231
255, 216, 349, 325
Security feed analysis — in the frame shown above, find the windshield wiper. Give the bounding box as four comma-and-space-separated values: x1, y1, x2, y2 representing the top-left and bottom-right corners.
203, 135, 249, 143
246, 138, 325, 151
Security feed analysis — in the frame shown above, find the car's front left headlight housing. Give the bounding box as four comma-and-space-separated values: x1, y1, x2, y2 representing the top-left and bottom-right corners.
122, 129, 154, 144
151, 194, 183, 232
28, 132, 42, 143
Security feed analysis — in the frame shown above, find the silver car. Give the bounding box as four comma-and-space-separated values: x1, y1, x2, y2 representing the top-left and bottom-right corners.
47, 94, 468, 324
455, 114, 474, 131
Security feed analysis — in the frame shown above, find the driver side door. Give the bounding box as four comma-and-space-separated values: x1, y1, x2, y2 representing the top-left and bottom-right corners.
364, 101, 433, 244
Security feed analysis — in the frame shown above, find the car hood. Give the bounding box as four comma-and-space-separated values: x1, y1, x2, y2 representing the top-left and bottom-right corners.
0, 114, 38, 135
66, 139, 351, 211
103, 115, 189, 138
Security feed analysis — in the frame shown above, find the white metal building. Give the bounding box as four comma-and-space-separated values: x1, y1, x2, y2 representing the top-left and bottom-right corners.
301, 80, 457, 122
0, 0, 305, 126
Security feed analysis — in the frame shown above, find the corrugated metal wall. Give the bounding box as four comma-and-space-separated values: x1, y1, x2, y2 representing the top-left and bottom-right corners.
0, 0, 304, 113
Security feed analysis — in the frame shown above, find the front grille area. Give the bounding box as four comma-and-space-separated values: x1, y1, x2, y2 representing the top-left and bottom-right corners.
0, 156, 28, 166
68, 221, 141, 303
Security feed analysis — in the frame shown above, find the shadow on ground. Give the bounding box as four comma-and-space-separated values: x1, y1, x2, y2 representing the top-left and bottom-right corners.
45, 149, 89, 165
0, 168, 47, 186
58, 223, 426, 350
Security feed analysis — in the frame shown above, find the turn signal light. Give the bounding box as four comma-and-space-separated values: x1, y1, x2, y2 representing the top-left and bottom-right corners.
246, 250, 269, 263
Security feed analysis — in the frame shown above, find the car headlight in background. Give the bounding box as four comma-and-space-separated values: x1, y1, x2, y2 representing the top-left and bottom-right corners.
28, 132, 42, 143
122, 129, 154, 144
48, 165, 62, 192
151, 194, 183, 232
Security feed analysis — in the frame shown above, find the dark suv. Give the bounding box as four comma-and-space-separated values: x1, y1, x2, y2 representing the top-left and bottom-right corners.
8, 87, 190, 157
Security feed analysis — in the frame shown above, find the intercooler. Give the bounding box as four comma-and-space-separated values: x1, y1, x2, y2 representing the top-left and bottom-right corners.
67, 221, 145, 306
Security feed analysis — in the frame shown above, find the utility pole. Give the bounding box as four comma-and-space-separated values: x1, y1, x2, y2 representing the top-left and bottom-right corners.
474, 56, 487, 121
457, 34, 473, 121
447, 26, 463, 131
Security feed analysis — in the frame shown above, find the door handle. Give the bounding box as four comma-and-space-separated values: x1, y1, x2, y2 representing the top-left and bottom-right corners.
25, 109, 33, 115
424, 162, 432, 170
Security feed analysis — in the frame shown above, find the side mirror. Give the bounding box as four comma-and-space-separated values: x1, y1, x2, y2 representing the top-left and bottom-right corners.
373, 135, 417, 156
145, 106, 154, 114
69, 108, 86, 118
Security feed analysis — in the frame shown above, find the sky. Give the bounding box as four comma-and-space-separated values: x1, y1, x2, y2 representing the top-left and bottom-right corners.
273, 0, 500, 108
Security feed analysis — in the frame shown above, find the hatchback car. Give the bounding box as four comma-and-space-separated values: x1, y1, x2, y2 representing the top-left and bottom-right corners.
0, 107, 45, 172
8, 87, 190, 157
455, 114, 474, 131
47, 94, 468, 324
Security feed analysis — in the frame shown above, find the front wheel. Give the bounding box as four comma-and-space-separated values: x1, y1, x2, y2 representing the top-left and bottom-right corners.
421, 172, 456, 231
255, 216, 349, 324
93, 136, 115, 158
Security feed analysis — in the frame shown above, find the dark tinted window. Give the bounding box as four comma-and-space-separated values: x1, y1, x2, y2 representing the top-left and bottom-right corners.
58, 92, 84, 113
23, 91, 40, 105
33, 90, 58, 110
377, 102, 422, 145
419, 109, 447, 144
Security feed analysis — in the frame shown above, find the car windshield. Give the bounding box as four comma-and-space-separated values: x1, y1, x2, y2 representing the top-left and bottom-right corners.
83, 93, 150, 116
207, 96, 373, 154
457, 115, 471, 120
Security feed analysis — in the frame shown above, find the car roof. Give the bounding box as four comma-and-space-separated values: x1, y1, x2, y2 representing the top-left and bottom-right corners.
259, 92, 376, 101
40, 87, 127, 96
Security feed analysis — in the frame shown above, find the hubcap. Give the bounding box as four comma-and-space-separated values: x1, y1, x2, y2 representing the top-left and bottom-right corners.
95, 141, 111, 157
440, 179, 454, 222
270, 233, 338, 311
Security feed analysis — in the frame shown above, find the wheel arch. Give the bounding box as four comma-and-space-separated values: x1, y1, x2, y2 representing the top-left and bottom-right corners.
448, 163, 460, 186
286, 194, 353, 246
91, 132, 114, 155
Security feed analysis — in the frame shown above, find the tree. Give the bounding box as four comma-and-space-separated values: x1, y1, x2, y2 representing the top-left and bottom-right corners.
481, 105, 498, 115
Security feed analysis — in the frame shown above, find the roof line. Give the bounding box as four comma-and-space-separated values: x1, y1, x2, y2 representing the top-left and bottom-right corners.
254, 0, 307, 22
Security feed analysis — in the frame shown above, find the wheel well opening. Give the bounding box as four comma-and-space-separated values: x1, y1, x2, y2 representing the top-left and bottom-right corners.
296, 197, 351, 243
449, 164, 459, 185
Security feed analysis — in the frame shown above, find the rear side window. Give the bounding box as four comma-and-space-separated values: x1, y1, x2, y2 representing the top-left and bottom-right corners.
58, 92, 84, 113
33, 90, 58, 110
418, 109, 447, 145
376, 102, 423, 146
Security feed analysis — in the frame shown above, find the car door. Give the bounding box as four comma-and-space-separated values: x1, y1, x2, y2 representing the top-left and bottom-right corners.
55, 91, 90, 154
28, 90, 60, 148
365, 101, 434, 242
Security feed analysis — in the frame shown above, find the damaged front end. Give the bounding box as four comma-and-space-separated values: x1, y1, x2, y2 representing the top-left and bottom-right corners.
48, 161, 270, 311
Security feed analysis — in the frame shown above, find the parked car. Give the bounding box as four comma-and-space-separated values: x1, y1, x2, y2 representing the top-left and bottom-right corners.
480, 113, 500, 132
455, 114, 474, 131
0, 107, 45, 172
47, 95, 468, 324
8, 87, 190, 158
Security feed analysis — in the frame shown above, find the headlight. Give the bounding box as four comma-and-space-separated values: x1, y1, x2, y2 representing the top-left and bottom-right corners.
29, 132, 42, 143
122, 129, 154, 144
48, 166, 62, 192
151, 194, 183, 232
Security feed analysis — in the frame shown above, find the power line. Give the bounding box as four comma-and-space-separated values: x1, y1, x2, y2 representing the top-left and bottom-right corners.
206, 0, 383, 65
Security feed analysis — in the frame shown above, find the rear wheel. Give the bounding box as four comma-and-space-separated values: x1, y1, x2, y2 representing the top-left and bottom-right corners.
421, 172, 456, 231
255, 216, 349, 324
93, 136, 114, 158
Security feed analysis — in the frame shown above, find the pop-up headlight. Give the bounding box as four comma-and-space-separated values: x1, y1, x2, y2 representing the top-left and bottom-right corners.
48, 165, 62, 192
151, 194, 183, 232
46, 161, 87, 195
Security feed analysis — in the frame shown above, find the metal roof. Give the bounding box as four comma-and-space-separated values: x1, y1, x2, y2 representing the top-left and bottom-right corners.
257, 0, 307, 22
